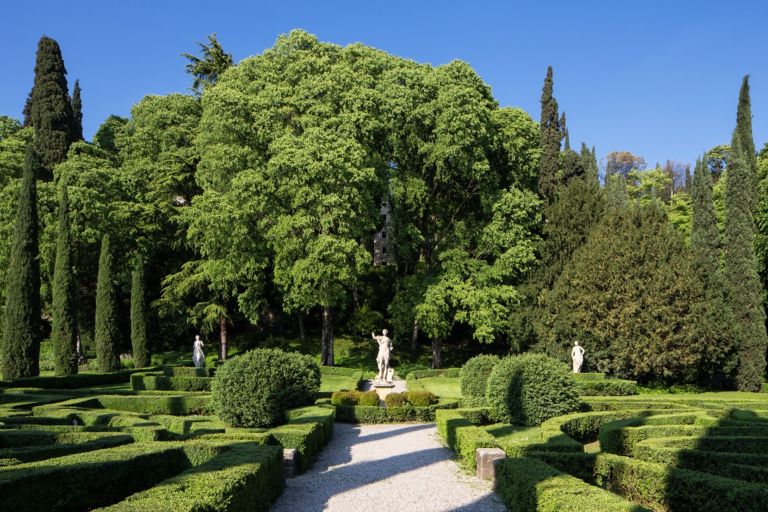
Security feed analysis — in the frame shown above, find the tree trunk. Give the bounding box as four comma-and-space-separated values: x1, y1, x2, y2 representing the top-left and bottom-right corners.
431, 337, 443, 369
321, 306, 334, 366
410, 319, 419, 353
297, 312, 306, 342
219, 314, 228, 361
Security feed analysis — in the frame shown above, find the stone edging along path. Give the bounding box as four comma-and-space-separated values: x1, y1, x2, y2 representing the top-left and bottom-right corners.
272, 422, 507, 512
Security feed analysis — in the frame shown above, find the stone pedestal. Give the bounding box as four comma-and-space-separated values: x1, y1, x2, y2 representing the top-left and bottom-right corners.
476, 448, 506, 481
283, 448, 298, 478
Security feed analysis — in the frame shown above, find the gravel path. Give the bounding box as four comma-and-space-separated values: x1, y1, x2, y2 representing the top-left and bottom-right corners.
271, 423, 507, 512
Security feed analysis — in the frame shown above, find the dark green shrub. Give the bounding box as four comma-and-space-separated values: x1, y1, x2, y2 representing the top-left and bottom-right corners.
460, 354, 500, 405
486, 354, 581, 426
330, 390, 379, 407
384, 392, 408, 407
577, 379, 637, 396
407, 390, 437, 407
212, 349, 320, 428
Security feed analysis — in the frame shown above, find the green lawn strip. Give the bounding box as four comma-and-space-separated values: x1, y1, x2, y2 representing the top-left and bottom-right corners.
0, 440, 229, 511
94, 443, 283, 512
495, 456, 650, 512
0, 433, 133, 465
406, 377, 462, 398
0, 368, 164, 390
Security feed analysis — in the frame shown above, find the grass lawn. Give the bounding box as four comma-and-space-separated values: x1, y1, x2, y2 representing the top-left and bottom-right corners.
407, 377, 462, 398
319, 373, 360, 393
483, 423, 541, 444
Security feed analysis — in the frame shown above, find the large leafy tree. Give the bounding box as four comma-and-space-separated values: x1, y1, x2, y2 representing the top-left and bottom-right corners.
29, 36, 75, 179
724, 76, 767, 391
51, 185, 77, 375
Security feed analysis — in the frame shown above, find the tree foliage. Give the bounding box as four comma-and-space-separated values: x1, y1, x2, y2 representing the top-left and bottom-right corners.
182, 33, 234, 95
94, 235, 121, 372
130, 254, 149, 368
51, 185, 77, 375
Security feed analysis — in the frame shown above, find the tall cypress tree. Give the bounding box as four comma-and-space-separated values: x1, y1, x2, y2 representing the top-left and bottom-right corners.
30, 36, 74, 179
51, 186, 77, 376
580, 143, 599, 183
95, 235, 121, 372
1, 146, 42, 380
130, 254, 149, 368
70, 79, 83, 141
539, 66, 562, 201
691, 157, 736, 384
725, 76, 767, 391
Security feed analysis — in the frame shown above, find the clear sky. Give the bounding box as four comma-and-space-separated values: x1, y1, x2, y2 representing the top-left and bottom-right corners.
1, 0, 766, 170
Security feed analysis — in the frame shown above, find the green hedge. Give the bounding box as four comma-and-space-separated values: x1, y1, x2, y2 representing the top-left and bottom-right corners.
131, 373, 213, 392
163, 366, 216, 378
0, 441, 227, 511
594, 453, 768, 512
572, 372, 607, 382
633, 440, 768, 484
95, 443, 282, 512
30, 406, 170, 441
406, 368, 461, 380
576, 379, 637, 396
435, 409, 497, 468
330, 390, 379, 406
0, 368, 162, 389
0, 433, 133, 465
495, 457, 651, 512
97, 395, 211, 416
335, 400, 459, 423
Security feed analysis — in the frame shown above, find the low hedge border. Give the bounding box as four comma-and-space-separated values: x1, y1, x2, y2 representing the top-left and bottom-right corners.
131, 373, 213, 392
0, 367, 163, 390
576, 379, 637, 397
33, 394, 211, 417
30, 406, 170, 441
494, 456, 651, 512
435, 409, 497, 469
0, 441, 228, 511
335, 399, 459, 423
95, 443, 283, 512
0, 433, 133, 465
405, 368, 461, 380
594, 452, 768, 512
163, 366, 216, 378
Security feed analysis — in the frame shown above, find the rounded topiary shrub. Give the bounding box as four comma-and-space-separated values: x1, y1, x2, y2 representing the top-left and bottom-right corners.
486, 353, 580, 426
460, 354, 501, 405
211, 348, 320, 428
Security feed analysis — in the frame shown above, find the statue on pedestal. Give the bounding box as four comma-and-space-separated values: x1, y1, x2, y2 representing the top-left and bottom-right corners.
193, 335, 205, 369
372, 329, 393, 382
571, 341, 585, 373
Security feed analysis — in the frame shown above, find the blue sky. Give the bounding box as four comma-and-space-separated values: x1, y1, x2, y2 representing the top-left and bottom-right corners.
1, 0, 766, 170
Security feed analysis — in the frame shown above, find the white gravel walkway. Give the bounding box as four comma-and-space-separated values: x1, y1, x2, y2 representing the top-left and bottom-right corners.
271, 422, 507, 512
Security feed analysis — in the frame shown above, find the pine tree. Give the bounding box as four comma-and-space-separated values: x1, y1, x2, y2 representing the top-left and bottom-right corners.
30, 36, 74, 179
539, 66, 562, 201
1, 145, 42, 380
580, 143, 599, 182
130, 254, 150, 368
561, 122, 585, 182
690, 158, 737, 384
51, 186, 78, 375
94, 235, 121, 372
724, 77, 767, 391
70, 79, 83, 141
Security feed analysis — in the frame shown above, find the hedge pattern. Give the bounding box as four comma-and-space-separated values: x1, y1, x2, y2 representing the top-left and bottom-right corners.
131, 373, 212, 392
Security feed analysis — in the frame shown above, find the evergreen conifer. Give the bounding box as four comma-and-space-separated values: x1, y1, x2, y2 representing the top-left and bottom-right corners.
724, 77, 767, 391
70, 79, 83, 141
51, 186, 78, 375
30, 36, 74, 179
1, 145, 42, 380
130, 254, 150, 368
539, 66, 562, 201
95, 235, 121, 372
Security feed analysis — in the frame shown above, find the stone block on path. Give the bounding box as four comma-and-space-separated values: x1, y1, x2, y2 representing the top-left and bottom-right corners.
476, 448, 506, 481
283, 448, 298, 478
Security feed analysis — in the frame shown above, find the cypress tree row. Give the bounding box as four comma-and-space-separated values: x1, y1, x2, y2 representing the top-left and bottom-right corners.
51, 186, 78, 376
1, 146, 42, 380
130, 254, 150, 368
95, 235, 121, 372
70, 79, 83, 141
539, 66, 562, 202
724, 76, 767, 391
30, 36, 74, 179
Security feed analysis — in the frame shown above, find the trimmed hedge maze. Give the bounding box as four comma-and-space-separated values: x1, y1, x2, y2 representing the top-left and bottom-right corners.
437, 394, 768, 511
0, 367, 335, 511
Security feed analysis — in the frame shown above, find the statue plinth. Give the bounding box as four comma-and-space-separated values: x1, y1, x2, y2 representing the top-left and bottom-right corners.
372, 380, 395, 388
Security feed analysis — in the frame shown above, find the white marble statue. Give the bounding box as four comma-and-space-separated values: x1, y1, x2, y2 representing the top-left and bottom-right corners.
193, 335, 205, 369
372, 329, 393, 382
571, 341, 585, 373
